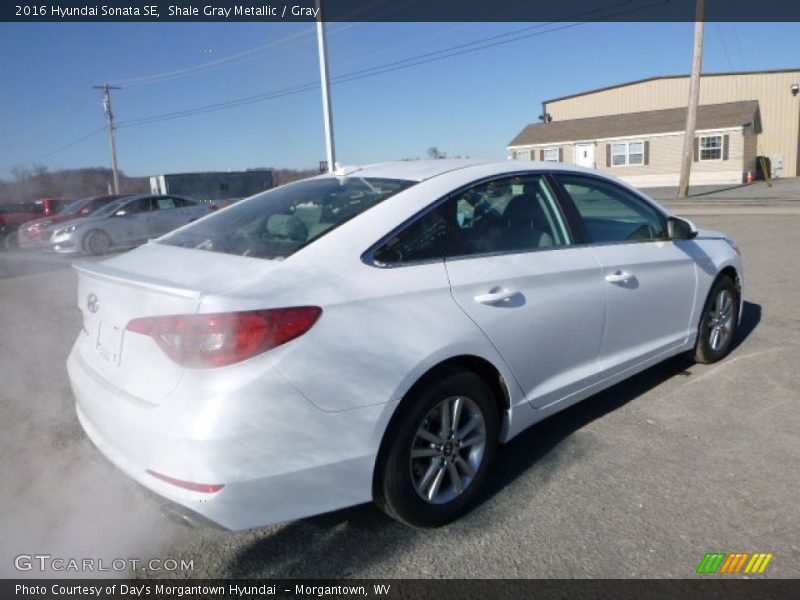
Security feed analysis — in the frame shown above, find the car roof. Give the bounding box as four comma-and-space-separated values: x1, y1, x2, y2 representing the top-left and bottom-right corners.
124, 193, 193, 201
321, 159, 610, 182
329, 159, 492, 182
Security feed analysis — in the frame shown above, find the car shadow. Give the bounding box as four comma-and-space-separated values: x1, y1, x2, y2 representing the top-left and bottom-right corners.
221, 301, 762, 578
734, 300, 761, 350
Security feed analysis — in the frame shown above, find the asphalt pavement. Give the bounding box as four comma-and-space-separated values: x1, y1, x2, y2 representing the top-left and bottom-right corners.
1, 190, 798, 579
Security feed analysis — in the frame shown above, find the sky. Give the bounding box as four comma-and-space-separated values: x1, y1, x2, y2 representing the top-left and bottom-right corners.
0, 21, 798, 179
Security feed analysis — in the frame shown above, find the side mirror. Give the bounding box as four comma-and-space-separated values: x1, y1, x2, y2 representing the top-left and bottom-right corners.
667, 216, 698, 240
114, 209, 127, 217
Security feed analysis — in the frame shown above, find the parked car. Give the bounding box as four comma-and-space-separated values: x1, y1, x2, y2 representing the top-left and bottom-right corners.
68, 160, 743, 530
47, 194, 212, 256
18, 195, 130, 250
0, 197, 73, 250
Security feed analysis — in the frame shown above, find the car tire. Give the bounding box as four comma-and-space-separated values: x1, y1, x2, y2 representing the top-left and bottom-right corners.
694, 275, 739, 364
2, 231, 19, 252
83, 230, 112, 256
374, 368, 499, 527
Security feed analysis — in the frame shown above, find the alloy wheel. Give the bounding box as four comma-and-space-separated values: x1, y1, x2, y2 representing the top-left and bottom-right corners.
707, 288, 734, 351
410, 395, 487, 505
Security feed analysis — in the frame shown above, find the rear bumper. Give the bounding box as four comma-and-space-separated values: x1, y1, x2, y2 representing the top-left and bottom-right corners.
68, 343, 382, 531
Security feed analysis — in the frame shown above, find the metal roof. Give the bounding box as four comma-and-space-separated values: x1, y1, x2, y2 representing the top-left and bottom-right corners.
543, 68, 800, 105
508, 100, 760, 147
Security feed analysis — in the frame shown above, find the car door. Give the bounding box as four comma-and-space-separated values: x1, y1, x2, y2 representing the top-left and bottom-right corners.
443, 173, 607, 409
107, 196, 155, 245
150, 196, 186, 235
553, 173, 697, 373
175, 198, 210, 225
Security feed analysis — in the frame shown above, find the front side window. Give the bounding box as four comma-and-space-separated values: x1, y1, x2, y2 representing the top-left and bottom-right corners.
543, 147, 560, 162
556, 174, 666, 243
372, 174, 571, 265
699, 135, 722, 160
611, 141, 644, 166
92, 198, 130, 217
58, 198, 87, 215
124, 198, 154, 214
160, 177, 414, 260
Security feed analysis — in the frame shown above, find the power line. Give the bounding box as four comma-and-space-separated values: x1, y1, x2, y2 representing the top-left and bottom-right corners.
17, 126, 107, 165
107, 21, 364, 87
21, 0, 665, 163
111, 26, 317, 87
118, 0, 665, 130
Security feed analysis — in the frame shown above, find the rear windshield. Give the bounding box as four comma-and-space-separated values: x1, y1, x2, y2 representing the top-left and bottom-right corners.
158, 176, 415, 259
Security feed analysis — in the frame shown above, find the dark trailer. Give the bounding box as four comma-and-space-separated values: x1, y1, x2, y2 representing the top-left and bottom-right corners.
150, 170, 273, 206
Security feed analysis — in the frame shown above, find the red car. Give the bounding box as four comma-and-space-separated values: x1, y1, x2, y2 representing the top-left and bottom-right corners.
17, 195, 129, 250
1, 197, 74, 251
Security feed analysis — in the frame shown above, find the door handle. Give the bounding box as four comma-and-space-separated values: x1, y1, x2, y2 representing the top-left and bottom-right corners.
474, 288, 520, 305
605, 270, 634, 284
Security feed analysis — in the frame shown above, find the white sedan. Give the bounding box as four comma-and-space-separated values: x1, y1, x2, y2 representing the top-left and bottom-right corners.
67, 160, 743, 529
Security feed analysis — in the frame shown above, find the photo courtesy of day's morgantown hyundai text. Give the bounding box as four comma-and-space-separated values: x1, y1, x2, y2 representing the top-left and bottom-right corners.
68, 159, 743, 529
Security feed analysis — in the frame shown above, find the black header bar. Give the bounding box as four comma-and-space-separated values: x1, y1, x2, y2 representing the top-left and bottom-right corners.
4, 0, 800, 22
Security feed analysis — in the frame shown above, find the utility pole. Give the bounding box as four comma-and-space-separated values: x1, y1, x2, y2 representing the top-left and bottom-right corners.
315, 0, 336, 173
678, 0, 705, 197
93, 83, 122, 193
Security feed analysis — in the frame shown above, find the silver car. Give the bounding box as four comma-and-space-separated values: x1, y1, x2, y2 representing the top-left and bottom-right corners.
47, 194, 213, 255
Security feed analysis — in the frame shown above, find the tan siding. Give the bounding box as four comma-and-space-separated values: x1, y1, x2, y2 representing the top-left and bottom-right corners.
513, 132, 745, 188
596, 132, 744, 187
545, 71, 800, 177
512, 143, 573, 164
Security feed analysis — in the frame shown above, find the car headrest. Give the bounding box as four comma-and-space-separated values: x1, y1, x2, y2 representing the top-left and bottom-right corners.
504, 193, 546, 225
267, 214, 307, 241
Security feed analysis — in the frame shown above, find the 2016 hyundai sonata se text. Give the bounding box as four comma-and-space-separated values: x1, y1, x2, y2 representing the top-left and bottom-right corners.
68, 160, 743, 529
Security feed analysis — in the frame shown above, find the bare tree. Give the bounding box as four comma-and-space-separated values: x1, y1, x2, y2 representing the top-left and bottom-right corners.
427, 146, 447, 160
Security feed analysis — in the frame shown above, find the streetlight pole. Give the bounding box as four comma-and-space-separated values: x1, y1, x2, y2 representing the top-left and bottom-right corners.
315, 0, 336, 173
93, 83, 122, 193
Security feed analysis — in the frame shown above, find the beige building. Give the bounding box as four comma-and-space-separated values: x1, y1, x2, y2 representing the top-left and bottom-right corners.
508, 68, 800, 186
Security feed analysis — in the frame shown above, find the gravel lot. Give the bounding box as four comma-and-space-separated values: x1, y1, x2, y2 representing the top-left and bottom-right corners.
1, 183, 798, 579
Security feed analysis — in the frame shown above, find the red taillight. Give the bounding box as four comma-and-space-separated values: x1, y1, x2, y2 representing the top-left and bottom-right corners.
126, 307, 322, 368
145, 470, 224, 493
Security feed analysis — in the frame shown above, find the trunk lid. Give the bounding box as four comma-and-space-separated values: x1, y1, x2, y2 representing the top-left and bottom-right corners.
72, 243, 280, 404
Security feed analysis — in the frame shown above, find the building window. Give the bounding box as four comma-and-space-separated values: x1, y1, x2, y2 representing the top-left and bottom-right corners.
543, 147, 560, 162
611, 141, 645, 166
699, 135, 722, 160
515, 150, 531, 160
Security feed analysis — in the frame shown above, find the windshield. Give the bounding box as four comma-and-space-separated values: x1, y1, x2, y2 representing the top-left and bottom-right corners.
91, 197, 130, 218
159, 176, 415, 259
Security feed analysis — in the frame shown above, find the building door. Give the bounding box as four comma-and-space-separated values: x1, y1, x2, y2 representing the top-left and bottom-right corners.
574, 143, 595, 168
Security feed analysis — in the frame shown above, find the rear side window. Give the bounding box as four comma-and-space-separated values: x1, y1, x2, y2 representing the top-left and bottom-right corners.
156, 197, 176, 210
556, 174, 666, 242
160, 177, 414, 259
373, 205, 448, 265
